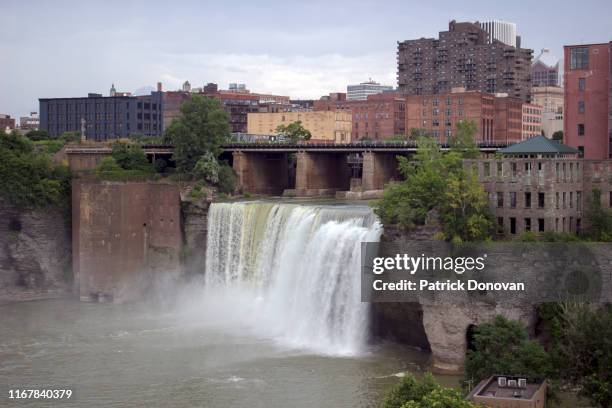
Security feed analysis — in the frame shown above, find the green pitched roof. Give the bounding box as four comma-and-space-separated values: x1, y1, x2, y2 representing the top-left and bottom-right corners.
499, 135, 579, 155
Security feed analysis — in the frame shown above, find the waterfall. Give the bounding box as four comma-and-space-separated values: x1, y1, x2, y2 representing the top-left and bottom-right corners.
204, 202, 382, 356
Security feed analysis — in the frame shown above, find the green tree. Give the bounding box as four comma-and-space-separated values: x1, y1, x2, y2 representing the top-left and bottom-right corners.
409, 128, 430, 141
583, 188, 612, 241
275, 121, 312, 143
540, 303, 612, 408
464, 316, 552, 388
26, 129, 50, 141
163, 95, 230, 172
552, 130, 563, 141
382, 373, 478, 408
96, 157, 122, 173
374, 121, 493, 241
111, 143, 152, 171
217, 162, 237, 194
193, 151, 220, 184
0, 131, 71, 208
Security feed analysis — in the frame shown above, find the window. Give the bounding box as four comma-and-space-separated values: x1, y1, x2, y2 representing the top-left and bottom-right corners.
524, 192, 531, 208
510, 218, 516, 234
497, 217, 504, 233
577, 191, 582, 210
578, 77, 586, 91
497, 192, 504, 208
570, 192, 574, 208
538, 192, 545, 208
510, 192, 517, 208
483, 162, 490, 177
511, 162, 517, 178
525, 218, 531, 232
578, 101, 585, 114
497, 162, 503, 177
578, 124, 585, 136
556, 192, 560, 209
563, 192, 567, 208
570, 47, 589, 70
538, 218, 545, 232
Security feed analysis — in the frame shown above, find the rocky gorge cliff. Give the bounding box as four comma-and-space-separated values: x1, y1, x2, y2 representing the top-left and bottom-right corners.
0, 200, 72, 303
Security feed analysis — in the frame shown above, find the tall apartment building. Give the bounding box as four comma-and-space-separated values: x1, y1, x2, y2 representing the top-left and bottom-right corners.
479, 20, 518, 47
39, 91, 163, 141
522, 103, 543, 140
0, 114, 16, 131
564, 42, 612, 159
347, 80, 394, 101
247, 111, 352, 143
532, 86, 563, 137
532, 48, 561, 87
314, 92, 405, 140
397, 20, 533, 102
405, 90, 525, 144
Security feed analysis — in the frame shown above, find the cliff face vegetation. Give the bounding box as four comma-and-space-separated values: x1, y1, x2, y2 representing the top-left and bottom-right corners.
0, 200, 71, 302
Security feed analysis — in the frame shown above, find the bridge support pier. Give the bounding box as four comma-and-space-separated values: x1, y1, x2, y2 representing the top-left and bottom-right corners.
233, 151, 289, 195
362, 152, 402, 191
292, 152, 351, 196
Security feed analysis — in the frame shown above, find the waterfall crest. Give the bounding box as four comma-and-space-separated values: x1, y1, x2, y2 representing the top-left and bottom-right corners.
204, 201, 382, 355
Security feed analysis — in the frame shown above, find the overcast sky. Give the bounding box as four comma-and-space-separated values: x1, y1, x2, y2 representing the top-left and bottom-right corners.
1, 0, 611, 118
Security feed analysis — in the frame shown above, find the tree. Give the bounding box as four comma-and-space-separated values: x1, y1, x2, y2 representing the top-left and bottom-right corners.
373, 121, 493, 241
193, 151, 220, 184
111, 143, 151, 171
217, 162, 237, 194
26, 129, 50, 141
409, 128, 430, 141
275, 121, 312, 143
583, 188, 612, 241
382, 373, 478, 408
0, 131, 71, 208
163, 95, 230, 172
540, 303, 612, 408
464, 316, 552, 388
552, 130, 563, 141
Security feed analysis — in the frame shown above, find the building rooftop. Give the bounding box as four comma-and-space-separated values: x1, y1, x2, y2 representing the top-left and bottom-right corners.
533, 48, 559, 68
499, 135, 578, 155
468, 375, 547, 404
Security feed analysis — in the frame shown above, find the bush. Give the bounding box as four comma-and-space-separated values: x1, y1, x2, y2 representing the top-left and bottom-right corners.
382, 373, 478, 408
0, 131, 71, 208
111, 143, 152, 171
217, 162, 237, 194
193, 151, 220, 184
464, 316, 552, 389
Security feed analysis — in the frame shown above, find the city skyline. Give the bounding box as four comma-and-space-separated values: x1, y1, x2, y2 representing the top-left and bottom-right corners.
1, 0, 611, 119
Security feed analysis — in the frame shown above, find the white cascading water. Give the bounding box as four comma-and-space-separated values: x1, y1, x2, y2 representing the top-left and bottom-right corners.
204, 202, 382, 356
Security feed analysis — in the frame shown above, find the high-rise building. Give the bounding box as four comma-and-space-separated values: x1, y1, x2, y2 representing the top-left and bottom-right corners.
479, 20, 518, 47
39, 91, 163, 141
397, 20, 533, 102
347, 79, 394, 101
532, 49, 561, 87
564, 42, 612, 159
532, 86, 563, 138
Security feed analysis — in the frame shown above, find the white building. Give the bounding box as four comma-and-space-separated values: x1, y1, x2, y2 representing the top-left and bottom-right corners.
346, 79, 393, 101
479, 20, 517, 47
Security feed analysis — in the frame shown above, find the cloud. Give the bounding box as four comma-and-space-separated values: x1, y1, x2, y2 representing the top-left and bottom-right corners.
153, 52, 397, 98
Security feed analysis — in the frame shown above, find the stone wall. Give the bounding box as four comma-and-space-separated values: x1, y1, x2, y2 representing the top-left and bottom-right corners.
0, 200, 71, 302
73, 181, 182, 302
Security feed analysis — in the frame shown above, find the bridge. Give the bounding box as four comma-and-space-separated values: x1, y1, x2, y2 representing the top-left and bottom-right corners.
65, 141, 508, 197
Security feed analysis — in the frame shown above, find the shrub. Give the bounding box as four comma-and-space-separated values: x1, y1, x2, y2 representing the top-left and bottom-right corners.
217, 162, 237, 194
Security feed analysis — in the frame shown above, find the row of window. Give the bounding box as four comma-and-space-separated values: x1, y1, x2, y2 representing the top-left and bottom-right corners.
498, 216, 580, 234
480, 161, 581, 182
493, 190, 583, 210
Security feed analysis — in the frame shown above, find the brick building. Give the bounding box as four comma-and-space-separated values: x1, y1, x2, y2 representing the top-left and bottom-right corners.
314, 92, 405, 140
397, 20, 533, 102
202, 83, 261, 133
405, 90, 525, 144
247, 111, 352, 143
468, 135, 602, 236
39, 91, 163, 141
564, 42, 612, 159
19, 112, 39, 131
0, 114, 16, 131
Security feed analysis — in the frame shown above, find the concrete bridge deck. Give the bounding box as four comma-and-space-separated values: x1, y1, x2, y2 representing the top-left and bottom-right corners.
65, 142, 509, 197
